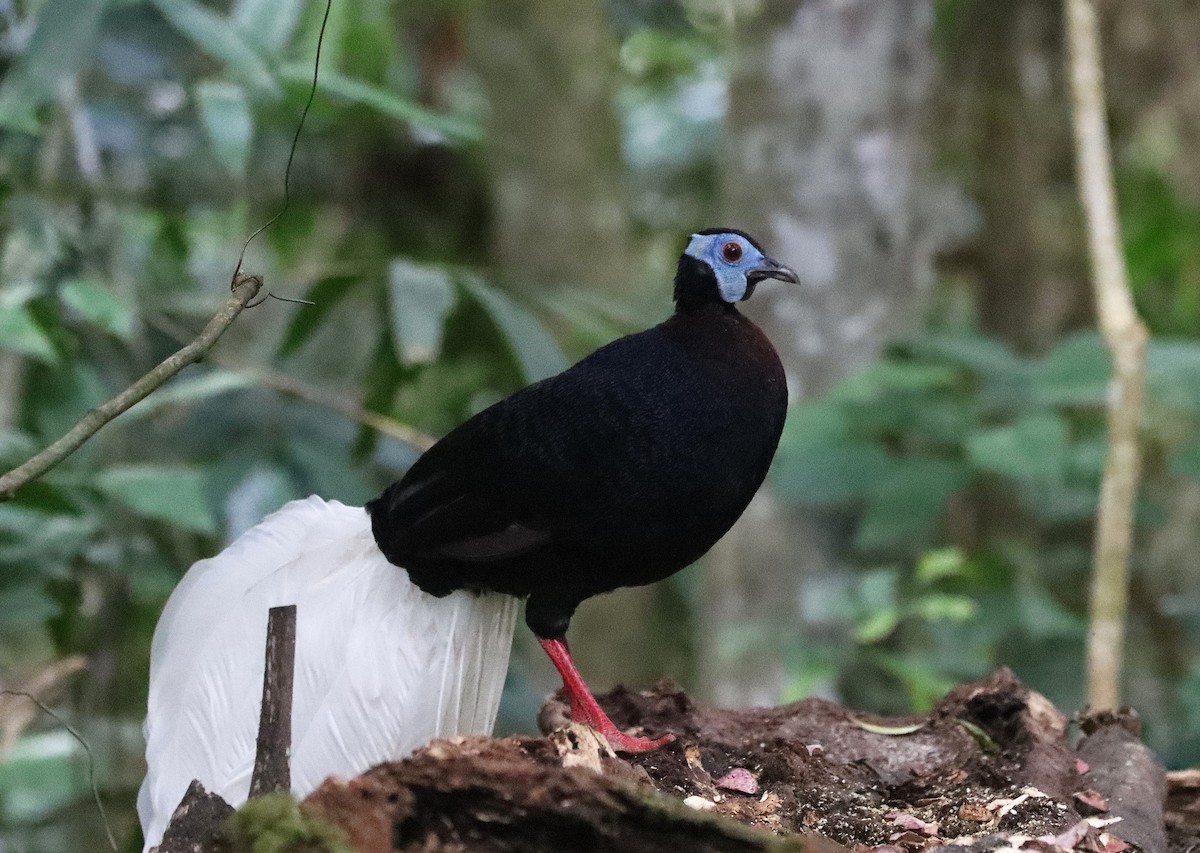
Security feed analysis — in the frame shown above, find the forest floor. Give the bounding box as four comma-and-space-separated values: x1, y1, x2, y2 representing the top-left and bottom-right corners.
162, 668, 1199, 853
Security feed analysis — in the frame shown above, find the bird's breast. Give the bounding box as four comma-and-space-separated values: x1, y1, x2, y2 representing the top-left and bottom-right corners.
596, 313, 787, 527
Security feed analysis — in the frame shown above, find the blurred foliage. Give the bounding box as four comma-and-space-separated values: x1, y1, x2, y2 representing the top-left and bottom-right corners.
2, 0, 1200, 850
1120, 165, 1200, 336
771, 324, 1200, 761
0, 0, 615, 848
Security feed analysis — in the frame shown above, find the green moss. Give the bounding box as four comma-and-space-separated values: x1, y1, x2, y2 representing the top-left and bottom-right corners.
223, 793, 355, 853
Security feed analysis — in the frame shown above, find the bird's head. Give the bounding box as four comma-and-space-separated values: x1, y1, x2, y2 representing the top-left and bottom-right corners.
673, 228, 799, 310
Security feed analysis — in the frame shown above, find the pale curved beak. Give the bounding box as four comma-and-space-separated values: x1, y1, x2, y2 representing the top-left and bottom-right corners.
746, 258, 800, 286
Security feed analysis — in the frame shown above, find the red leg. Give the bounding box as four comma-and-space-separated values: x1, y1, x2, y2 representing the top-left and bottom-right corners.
538, 638, 673, 753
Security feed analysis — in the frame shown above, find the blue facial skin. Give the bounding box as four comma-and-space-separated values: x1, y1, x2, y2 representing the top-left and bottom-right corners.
684, 232, 772, 303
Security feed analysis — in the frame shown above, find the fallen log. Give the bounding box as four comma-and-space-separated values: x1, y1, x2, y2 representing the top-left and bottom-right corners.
157, 668, 1174, 853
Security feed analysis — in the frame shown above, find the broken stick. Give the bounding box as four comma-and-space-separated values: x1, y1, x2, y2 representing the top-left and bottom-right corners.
249, 605, 297, 798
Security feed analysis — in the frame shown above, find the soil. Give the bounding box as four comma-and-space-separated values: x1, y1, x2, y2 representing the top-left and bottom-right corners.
160, 668, 1192, 853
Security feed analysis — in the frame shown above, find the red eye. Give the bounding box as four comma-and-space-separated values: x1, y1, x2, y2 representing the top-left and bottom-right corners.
721, 240, 743, 262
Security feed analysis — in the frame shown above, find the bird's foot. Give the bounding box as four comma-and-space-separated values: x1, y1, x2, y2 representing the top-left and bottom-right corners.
567, 700, 674, 753
600, 728, 675, 754
538, 637, 674, 754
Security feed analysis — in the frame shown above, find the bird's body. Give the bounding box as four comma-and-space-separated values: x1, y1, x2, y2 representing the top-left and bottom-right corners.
370, 302, 787, 638
367, 228, 798, 750
140, 228, 798, 844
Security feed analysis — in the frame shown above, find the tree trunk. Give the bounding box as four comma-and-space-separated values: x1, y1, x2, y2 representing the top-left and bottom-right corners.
705, 0, 946, 706
941, 0, 1090, 354
467, 0, 632, 295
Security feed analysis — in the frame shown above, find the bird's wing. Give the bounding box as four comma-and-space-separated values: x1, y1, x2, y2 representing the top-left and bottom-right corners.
369, 331, 689, 569
138, 497, 518, 850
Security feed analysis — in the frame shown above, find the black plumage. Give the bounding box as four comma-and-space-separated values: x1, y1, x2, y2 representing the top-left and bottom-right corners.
367, 228, 797, 751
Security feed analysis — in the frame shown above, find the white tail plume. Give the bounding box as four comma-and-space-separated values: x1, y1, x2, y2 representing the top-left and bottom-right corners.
137, 496, 518, 849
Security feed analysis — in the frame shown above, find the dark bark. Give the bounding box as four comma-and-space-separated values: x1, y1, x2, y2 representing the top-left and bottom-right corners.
156, 781, 234, 853
1078, 710, 1167, 853
1165, 769, 1200, 853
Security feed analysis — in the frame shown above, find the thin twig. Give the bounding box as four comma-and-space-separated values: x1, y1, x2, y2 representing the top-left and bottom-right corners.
0, 654, 87, 754
230, 0, 332, 302
0, 688, 117, 850
246, 367, 437, 451
0, 276, 262, 501
1065, 0, 1149, 710
145, 313, 437, 451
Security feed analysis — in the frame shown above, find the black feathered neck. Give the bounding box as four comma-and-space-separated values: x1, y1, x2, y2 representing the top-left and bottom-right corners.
673, 256, 738, 312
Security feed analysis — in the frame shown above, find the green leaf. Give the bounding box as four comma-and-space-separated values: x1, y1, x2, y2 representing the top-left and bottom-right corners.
151, 0, 281, 97
0, 731, 88, 823
1170, 440, 1200, 480
277, 275, 362, 358
1032, 332, 1109, 406
620, 29, 709, 79
33, 359, 107, 445
121, 369, 254, 421
0, 429, 37, 465
0, 301, 58, 363
847, 717, 926, 736
913, 332, 1030, 410
458, 276, 568, 382
857, 567, 899, 612
966, 412, 1070, 486
59, 278, 134, 339
280, 64, 481, 142
872, 652, 957, 712
1016, 586, 1084, 640
95, 464, 217, 533
531, 288, 626, 352
1147, 340, 1200, 413
0, 0, 109, 133
780, 655, 839, 704
196, 80, 254, 177
854, 607, 900, 644
832, 361, 958, 402
956, 718, 998, 752
387, 259, 456, 364
1148, 340, 1200, 378
287, 438, 374, 505
354, 331, 406, 459
778, 400, 852, 448
913, 333, 1025, 379
233, 0, 303, 53
916, 547, 969, 585
774, 401, 894, 507
1067, 435, 1107, 480
1032, 484, 1100, 524
0, 584, 60, 631
0, 507, 98, 576
774, 442, 895, 507
855, 460, 968, 551
914, 593, 977, 623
